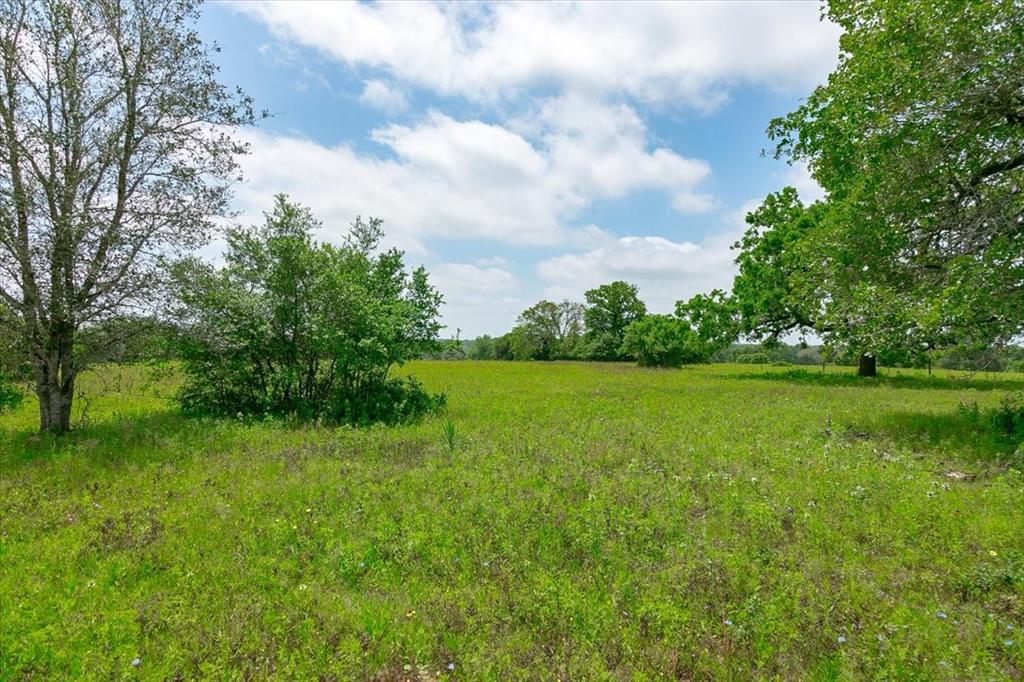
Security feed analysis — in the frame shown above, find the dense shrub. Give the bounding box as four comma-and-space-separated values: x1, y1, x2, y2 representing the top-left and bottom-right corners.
621, 315, 711, 368
991, 392, 1024, 440
0, 375, 22, 413
172, 196, 445, 425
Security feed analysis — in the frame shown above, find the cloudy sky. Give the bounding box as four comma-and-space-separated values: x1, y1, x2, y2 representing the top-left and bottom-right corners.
199, 1, 838, 337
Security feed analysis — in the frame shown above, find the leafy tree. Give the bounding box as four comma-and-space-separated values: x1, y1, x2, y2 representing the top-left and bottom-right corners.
0, 301, 22, 411
511, 299, 584, 360
467, 335, 496, 360
731, 188, 921, 376
732, 189, 820, 341
0, 0, 255, 432
580, 281, 647, 360
172, 196, 445, 425
763, 0, 1024, 372
674, 289, 738, 361
622, 314, 715, 368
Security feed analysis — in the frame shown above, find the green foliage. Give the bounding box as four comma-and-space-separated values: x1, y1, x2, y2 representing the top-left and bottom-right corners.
466, 335, 496, 360
0, 375, 22, 413
441, 418, 460, 452
764, 0, 1024, 355
2, 362, 1022, 679
991, 392, 1024, 442
507, 300, 584, 360
674, 289, 738, 357
581, 281, 647, 360
0, 303, 25, 412
172, 195, 445, 425
732, 188, 822, 342
620, 315, 692, 368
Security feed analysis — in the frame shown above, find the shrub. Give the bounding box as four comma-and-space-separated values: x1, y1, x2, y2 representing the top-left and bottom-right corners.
991, 392, 1024, 440
172, 195, 445, 425
0, 375, 22, 413
621, 315, 709, 368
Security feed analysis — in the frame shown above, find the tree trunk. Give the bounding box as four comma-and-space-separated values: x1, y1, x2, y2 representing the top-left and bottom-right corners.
857, 352, 876, 377
34, 330, 76, 434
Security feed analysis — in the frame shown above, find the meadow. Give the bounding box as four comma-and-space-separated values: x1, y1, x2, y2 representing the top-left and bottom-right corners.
1, 361, 1022, 680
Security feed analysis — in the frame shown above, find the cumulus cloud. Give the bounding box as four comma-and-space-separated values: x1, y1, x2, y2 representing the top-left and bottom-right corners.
359, 79, 408, 113
524, 94, 713, 213
779, 162, 826, 203
237, 1, 839, 108
429, 262, 521, 336
536, 228, 741, 314
223, 1, 843, 335
232, 101, 711, 253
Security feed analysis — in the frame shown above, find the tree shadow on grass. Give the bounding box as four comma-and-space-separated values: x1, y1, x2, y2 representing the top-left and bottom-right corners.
1, 408, 211, 472
724, 368, 1024, 392
850, 409, 1022, 467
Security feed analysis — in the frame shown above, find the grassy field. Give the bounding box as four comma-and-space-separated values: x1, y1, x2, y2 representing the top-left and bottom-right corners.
1, 361, 1022, 680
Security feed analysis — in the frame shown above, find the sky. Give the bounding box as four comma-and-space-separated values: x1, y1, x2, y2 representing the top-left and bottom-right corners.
197, 1, 839, 337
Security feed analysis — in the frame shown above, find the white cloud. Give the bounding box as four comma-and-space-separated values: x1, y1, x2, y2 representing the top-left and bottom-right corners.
536, 228, 741, 314
233, 101, 711, 252
359, 79, 408, 113
779, 162, 826, 203
429, 262, 521, 336
525, 94, 713, 213
237, 1, 840, 108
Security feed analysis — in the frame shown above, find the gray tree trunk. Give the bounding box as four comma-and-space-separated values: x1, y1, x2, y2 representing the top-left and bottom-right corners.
34, 329, 75, 434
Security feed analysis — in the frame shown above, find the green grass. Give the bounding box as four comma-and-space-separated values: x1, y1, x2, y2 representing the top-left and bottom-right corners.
2, 362, 1022, 680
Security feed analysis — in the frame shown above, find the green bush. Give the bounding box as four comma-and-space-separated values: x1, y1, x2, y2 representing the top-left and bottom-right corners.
621, 315, 708, 368
991, 392, 1024, 440
172, 195, 445, 425
0, 374, 22, 413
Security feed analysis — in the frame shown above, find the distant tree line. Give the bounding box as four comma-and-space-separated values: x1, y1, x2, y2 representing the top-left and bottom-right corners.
432, 281, 1024, 372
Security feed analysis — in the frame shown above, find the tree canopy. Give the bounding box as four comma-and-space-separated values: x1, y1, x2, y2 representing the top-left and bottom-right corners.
0, 0, 254, 432
756, 0, 1023, 365
581, 281, 647, 360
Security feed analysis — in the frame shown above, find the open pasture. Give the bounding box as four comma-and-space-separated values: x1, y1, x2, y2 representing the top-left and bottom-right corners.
1, 362, 1022, 679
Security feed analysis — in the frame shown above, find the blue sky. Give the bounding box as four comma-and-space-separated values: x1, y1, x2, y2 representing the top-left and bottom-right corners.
198, 1, 838, 337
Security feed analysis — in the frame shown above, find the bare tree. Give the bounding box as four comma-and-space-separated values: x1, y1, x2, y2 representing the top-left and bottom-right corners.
0, 0, 254, 432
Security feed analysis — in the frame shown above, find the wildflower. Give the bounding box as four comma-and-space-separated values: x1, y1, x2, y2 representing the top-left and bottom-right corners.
1004, 639, 1014, 647
936, 611, 947, 619
447, 663, 456, 671
131, 658, 141, 668
989, 550, 998, 557
837, 635, 846, 644
406, 609, 416, 618
724, 619, 733, 626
